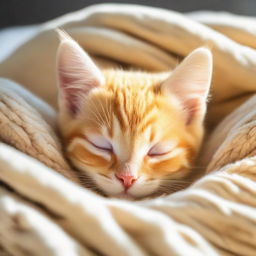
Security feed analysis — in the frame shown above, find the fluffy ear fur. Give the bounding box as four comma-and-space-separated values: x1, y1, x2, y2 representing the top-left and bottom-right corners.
161, 48, 213, 125
56, 30, 104, 116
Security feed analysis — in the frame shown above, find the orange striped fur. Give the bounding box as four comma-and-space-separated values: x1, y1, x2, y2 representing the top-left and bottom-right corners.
56, 32, 212, 199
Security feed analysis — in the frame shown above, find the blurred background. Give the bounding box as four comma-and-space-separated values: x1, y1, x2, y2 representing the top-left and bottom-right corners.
0, 0, 255, 28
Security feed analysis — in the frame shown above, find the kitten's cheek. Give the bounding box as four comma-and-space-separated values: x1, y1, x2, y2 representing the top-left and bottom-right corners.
91, 173, 124, 196
128, 179, 160, 198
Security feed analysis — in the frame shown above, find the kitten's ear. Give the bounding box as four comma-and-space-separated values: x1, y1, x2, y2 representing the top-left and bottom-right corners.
56, 30, 104, 116
161, 48, 212, 125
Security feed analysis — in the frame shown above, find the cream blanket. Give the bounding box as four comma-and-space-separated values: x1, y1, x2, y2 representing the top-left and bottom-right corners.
1, 4, 256, 255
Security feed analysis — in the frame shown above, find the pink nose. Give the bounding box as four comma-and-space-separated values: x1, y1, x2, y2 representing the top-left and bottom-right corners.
115, 173, 137, 189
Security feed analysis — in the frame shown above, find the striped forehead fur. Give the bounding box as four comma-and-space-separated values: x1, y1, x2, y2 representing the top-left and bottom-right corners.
85, 69, 173, 133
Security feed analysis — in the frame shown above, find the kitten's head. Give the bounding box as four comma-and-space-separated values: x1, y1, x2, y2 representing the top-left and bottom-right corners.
56, 32, 212, 199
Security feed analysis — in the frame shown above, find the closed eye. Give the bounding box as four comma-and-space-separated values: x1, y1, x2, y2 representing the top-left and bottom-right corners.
86, 133, 113, 153
88, 140, 113, 152
148, 151, 171, 157
148, 142, 176, 157
148, 147, 184, 163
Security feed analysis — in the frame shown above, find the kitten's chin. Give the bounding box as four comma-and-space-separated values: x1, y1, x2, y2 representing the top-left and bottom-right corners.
110, 191, 157, 200
114, 192, 136, 201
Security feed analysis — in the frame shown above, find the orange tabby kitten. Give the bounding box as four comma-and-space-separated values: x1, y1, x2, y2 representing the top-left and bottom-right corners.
56, 33, 212, 199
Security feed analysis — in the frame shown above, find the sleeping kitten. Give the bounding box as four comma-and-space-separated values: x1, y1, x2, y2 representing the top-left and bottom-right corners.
56, 32, 212, 199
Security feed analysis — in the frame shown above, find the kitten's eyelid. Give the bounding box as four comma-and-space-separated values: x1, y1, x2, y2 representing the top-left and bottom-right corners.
86, 134, 113, 152
148, 147, 184, 163
88, 140, 113, 152
148, 142, 177, 157
148, 150, 171, 157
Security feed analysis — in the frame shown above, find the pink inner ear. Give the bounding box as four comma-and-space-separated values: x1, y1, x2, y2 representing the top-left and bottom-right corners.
184, 98, 201, 125
161, 48, 212, 125
59, 72, 99, 116
57, 37, 104, 116
61, 85, 84, 116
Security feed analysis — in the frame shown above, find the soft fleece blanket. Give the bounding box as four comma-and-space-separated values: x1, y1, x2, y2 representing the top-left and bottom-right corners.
1, 4, 256, 255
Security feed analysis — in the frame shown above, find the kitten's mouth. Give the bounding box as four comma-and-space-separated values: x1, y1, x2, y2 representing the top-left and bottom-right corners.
115, 192, 135, 200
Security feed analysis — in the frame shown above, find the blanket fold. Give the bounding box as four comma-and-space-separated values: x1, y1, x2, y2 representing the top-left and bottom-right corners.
0, 78, 78, 183
1, 4, 256, 128
1, 3, 256, 256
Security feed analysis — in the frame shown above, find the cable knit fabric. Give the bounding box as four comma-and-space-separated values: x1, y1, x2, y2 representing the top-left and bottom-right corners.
0, 4, 256, 255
